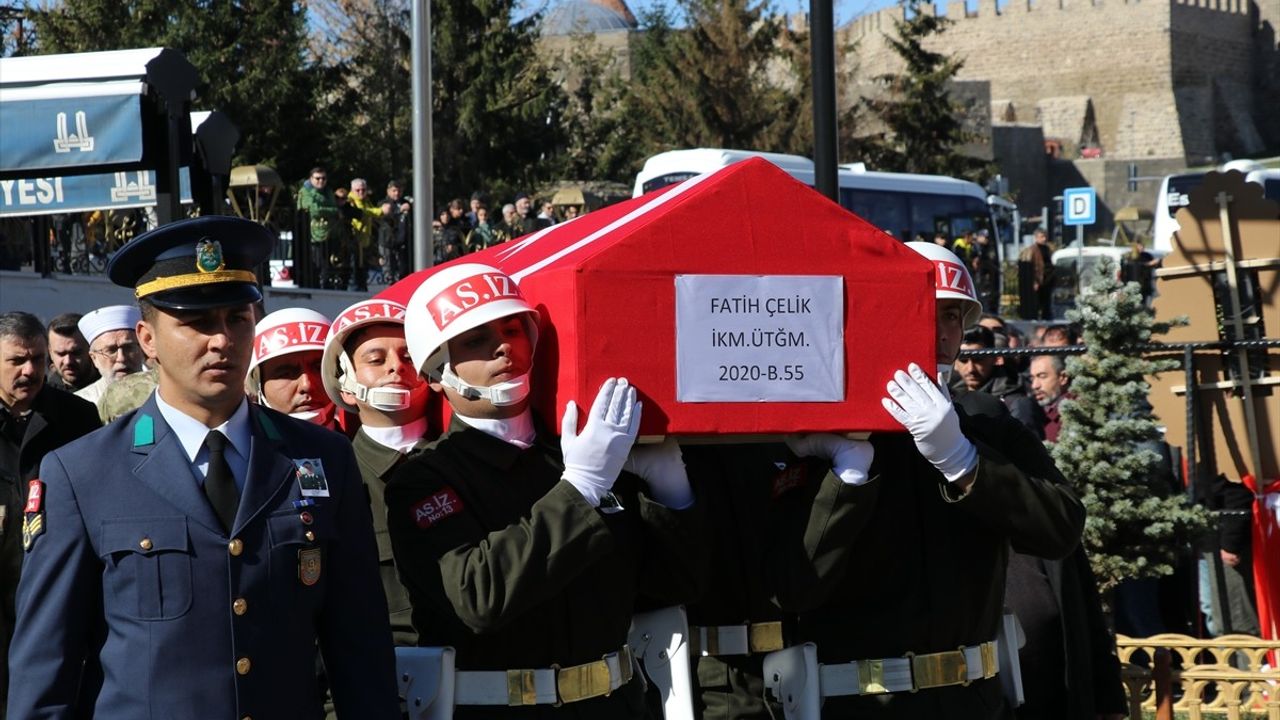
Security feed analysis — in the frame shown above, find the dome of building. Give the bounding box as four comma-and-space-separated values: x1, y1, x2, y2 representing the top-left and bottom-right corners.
542, 0, 637, 36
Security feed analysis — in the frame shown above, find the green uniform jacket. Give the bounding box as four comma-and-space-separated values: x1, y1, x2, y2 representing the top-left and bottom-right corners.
352, 429, 420, 647
787, 391, 1085, 720
298, 184, 339, 244
385, 418, 707, 719
681, 443, 877, 720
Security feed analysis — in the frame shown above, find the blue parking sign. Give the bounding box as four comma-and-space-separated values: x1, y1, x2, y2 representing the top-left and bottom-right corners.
1063, 187, 1096, 226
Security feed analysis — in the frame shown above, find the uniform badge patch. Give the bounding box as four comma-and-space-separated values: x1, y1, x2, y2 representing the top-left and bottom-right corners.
771, 465, 807, 500
298, 548, 322, 586
293, 458, 330, 497
24, 480, 43, 513
22, 480, 45, 551
412, 488, 464, 529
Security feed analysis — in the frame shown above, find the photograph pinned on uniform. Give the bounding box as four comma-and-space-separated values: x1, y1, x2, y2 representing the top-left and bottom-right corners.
293, 458, 330, 497
298, 547, 322, 586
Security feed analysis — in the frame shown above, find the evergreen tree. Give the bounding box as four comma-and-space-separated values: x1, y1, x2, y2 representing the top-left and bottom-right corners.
621, 0, 797, 153
429, 0, 566, 205
309, 0, 414, 191
1051, 257, 1212, 591
862, 0, 986, 180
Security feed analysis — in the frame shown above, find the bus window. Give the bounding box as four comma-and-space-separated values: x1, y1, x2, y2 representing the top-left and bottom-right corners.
839, 188, 990, 242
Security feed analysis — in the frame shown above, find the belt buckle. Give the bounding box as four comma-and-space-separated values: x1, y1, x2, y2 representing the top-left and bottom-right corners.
748, 622, 785, 653
979, 641, 998, 679
911, 647, 969, 690
857, 659, 890, 695
506, 668, 538, 706
556, 659, 612, 704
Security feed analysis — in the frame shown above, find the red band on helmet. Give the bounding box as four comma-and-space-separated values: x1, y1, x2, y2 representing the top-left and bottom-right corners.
425, 272, 525, 330
254, 322, 329, 361
332, 301, 406, 335
933, 260, 974, 296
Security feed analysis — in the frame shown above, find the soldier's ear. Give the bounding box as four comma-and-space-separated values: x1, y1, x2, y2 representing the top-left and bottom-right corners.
137, 319, 157, 360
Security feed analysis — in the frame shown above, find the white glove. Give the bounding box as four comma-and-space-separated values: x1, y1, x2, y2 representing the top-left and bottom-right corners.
625, 437, 694, 509
561, 378, 642, 507
881, 363, 977, 483
785, 433, 876, 486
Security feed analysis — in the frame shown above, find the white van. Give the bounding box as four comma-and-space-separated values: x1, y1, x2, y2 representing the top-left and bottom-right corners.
1152, 161, 1280, 255
633, 148, 998, 244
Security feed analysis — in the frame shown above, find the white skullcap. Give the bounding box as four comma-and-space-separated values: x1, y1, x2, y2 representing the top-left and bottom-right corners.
78, 305, 141, 346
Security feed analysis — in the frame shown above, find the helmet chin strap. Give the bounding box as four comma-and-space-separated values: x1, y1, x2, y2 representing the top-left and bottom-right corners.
338, 351, 426, 412
439, 364, 531, 407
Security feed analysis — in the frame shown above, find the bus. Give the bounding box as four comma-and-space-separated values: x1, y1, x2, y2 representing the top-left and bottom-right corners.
633, 149, 1000, 245
1152, 160, 1280, 255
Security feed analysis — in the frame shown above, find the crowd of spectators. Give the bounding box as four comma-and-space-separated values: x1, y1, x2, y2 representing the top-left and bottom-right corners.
297, 167, 584, 290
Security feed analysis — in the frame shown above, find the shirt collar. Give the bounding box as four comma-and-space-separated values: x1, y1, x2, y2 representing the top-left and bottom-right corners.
361, 417, 429, 454
454, 409, 535, 449
155, 390, 252, 463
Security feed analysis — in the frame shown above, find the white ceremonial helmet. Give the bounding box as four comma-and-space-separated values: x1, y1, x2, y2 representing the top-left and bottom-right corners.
321, 299, 423, 414
404, 262, 540, 407
905, 241, 983, 329
247, 308, 332, 421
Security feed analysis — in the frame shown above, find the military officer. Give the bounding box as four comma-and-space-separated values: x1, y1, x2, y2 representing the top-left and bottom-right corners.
320, 297, 429, 646
781, 241, 1085, 719
386, 262, 706, 718
8, 216, 399, 720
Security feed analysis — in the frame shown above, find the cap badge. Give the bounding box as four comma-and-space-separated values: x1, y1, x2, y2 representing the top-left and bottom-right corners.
196, 238, 225, 274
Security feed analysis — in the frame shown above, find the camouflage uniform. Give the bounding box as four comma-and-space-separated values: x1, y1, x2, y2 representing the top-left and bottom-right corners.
97, 367, 159, 424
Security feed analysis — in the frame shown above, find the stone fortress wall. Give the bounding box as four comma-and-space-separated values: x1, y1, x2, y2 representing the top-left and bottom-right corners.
837, 0, 1280, 219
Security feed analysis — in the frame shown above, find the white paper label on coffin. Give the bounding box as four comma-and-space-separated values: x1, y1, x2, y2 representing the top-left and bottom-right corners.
675, 275, 844, 402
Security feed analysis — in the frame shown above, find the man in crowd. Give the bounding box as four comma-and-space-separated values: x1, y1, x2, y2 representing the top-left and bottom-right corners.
512, 193, 538, 237
498, 203, 521, 241
379, 180, 412, 284
247, 308, 339, 431
387, 262, 704, 718
536, 199, 557, 228
0, 311, 100, 717
8, 216, 398, 719
44, 313, 98, 393
783, 241, 1084, 718
321, 298, 429, 649
1029, 354, 1071, 442
953, 325, 1044, 437
345, 178, 389, 292
298, 166, 340, 287
74, 304, 146, 405
1019, 229, 1056, 320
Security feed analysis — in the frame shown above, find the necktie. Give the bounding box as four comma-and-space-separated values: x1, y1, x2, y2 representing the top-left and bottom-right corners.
204, 431, 239, 532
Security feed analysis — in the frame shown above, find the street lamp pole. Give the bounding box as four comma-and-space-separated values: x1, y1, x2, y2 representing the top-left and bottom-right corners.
411, 0, 433, 271
811, 0, 838, 202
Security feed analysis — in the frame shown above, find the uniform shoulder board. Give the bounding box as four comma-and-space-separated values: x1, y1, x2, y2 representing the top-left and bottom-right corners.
410, 486, 465, 530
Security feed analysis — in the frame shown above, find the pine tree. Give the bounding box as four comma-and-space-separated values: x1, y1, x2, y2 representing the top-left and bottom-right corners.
429, 0, 566, 205
619, 0, 798, 154
1051, 256, 1212, 591
862, 0, 986, 180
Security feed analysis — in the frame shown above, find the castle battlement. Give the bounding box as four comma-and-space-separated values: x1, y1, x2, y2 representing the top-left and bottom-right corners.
844, 0, 1251, 39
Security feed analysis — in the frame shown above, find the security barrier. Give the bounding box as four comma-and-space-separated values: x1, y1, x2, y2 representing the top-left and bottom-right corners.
1117, 633, 1280, 719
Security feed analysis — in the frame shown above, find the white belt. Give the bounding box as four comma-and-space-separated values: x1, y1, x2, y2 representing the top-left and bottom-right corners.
820, 640, 999, 696
454, 647, 633, 706
690, 622, 786, 656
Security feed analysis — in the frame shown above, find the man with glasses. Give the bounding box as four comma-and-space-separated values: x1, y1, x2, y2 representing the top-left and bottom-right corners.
298, 166, 340, 288
344, 178, 391, 292
74, 305, 145, 405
